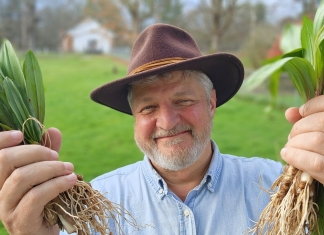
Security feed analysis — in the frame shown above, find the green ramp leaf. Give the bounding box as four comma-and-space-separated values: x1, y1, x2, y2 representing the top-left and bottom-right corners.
23, 50, 45, 124
0, 91, 21, 130
280, 23, 302, 54
301, 16, 315, 67
283, 57, 316, 101
243, 57, 316, 102
313, 1, 324, 36
3, 77, 41, 143
314, 24, 324, 91
0, 39, 26, 95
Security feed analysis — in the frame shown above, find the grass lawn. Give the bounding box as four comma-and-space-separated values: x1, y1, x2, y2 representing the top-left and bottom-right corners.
0, 53, 293, 234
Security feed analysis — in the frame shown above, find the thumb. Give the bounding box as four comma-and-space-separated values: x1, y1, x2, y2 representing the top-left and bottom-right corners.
285, 107, 302, 124
42, 127, 62, 152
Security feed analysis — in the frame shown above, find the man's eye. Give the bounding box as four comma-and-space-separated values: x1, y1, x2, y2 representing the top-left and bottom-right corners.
140, 105, 155, 113
178, 100, 191, 104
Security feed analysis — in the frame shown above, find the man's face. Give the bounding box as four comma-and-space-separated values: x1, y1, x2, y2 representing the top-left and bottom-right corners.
131, 71, 217, 171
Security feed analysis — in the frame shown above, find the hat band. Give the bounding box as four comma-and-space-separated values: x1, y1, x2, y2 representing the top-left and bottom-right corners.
129, 57, 187, 75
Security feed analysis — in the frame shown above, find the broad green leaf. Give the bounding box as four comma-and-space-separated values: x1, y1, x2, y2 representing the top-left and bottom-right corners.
313, 2, 324, 37
243, 57, 316, 101
0, 40, 26, 94
23, 50, 45, 124
0, 70, 4, 92
0, 42, 36, 118
283, 58, 316, 101
280, 23, 302, 54
261, 48, 303, 68
3, 77, 41, 143
314, 24, 324, 89
282, 48, 304, 59
0, 91, 21, 129
301, 16, 315, 67
0, 123, 13, 131
268, 70, 281, 107
244, 57, 296, 91
262, 55, 282, 66
0, 68, 4, 79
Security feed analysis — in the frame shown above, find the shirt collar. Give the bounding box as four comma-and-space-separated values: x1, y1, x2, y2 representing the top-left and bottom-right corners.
204, 140, 222, 192
141, 140, 223, 198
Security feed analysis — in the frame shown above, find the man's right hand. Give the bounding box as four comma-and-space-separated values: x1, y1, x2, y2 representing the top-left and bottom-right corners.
0, 128, 77, 235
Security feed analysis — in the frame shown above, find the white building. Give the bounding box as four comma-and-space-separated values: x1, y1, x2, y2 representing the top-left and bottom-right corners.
62, 18, 113, 54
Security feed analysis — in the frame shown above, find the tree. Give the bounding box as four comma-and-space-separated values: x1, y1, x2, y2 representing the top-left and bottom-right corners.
294, 0, 322, 16
85, 0, 127, 46
198, 0, 238, 53
21, 0, 38, 50
35, 0, 84, 51
0, 0, 22, 48
152, 0, 183, 25
85, 0, 184, 46
181, 1, 265, 54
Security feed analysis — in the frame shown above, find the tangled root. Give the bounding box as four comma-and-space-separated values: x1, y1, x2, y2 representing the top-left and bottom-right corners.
43, 175, 139, 235
248, 164, 319, 235
21, 119, 139, 234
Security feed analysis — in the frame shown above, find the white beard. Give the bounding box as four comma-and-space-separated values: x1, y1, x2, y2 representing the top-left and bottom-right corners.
135, 118, 213, 171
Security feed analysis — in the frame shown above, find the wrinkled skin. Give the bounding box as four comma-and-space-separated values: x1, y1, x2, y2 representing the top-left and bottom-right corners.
283, 96, 324, 185
0, 128, 77, 235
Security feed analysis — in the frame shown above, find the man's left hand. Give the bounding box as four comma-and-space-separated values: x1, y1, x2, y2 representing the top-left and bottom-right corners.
283, 95, 324, 184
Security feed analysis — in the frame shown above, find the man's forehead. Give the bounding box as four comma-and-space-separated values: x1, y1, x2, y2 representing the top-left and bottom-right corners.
132, 80, 202, 104
132, 75, 199, 92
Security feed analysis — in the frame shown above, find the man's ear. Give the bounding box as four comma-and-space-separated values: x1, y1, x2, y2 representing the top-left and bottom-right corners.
210, 89, 217, 115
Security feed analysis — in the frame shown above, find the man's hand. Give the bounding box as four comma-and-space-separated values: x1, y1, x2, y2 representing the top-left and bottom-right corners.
0, 128, 77, 235
282, 95, 324, 184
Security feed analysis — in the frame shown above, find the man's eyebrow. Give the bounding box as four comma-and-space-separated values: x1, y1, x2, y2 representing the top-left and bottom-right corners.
134, 88, 197, 105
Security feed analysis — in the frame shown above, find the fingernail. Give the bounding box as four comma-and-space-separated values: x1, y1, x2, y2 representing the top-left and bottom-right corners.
299, 104, 305, 116
64, 162, 74, 172
281, 148, 287, 156
288, 134, 291, 140
66, 173, 77, 182
51, 150, 59, 160
10, 131, 22, 141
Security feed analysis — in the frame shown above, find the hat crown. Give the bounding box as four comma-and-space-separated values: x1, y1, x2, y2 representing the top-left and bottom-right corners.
128, 24, 202, 75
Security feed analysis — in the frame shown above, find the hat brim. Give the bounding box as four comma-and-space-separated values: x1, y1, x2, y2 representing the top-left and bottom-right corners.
90, 53, 244, 115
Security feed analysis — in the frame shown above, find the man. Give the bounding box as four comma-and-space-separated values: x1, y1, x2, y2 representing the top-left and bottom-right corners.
0, 23, 324, 235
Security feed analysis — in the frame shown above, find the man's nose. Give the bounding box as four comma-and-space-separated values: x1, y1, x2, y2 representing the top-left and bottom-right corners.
156, 104, 181, 130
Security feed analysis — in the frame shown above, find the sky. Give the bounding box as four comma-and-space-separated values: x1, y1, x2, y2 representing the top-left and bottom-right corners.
183, 0, 303, 23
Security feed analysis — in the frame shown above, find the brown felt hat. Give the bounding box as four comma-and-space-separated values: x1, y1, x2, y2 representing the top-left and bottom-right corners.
90, 23, 244, 115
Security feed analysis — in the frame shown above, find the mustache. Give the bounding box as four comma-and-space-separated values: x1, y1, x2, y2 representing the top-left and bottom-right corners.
151, 124, 192, 139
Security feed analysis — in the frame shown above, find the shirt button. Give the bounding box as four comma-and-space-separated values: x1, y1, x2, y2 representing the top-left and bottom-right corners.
184, 209, 190, 217
208, 183, 212, 188
158, 189, 163, 194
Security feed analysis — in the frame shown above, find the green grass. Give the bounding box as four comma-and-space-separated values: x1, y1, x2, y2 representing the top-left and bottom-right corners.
0, 53, 293, 234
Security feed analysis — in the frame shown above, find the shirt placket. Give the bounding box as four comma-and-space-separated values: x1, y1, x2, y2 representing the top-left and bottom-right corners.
174, 190, 197, 235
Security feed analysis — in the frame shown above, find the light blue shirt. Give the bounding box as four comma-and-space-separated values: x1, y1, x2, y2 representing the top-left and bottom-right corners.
59, 141, 283, 235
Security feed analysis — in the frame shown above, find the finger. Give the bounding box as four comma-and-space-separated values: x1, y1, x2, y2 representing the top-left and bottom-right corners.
285, 107, 302, 124
1, 172, 76, 235
285, 132, 324, 156
0, 161, 75, 213
0, 145, 58, 190
0, 130, 23, 149
289, 112, 324, 138
42, 127, 62, 152
299, 95, 324, 117
17, 173, 77, 215
281, 147, 324, 184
